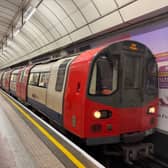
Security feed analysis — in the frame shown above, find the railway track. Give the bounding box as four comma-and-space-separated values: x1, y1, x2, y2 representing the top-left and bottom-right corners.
127, 156, 168, 168
100, 155, 168, 168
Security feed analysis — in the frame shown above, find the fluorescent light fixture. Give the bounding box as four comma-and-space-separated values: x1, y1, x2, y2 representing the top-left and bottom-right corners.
24, 7, 36, 22
14, 29, 20, 37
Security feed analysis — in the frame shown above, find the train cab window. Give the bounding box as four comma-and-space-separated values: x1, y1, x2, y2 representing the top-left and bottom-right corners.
38, 72, 50, 88
145, 60, 158, 90
28, 73, 40, 86
124, 55, 141, 89
56, 59, 71, 92
89, 55, 118, 95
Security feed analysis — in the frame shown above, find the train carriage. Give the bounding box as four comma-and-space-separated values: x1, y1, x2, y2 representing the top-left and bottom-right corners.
27, 58, 75, 125
16, 65, 33, 102
0, 40, 158, 146
26, 40, 158, 145
27, 63, 52, 114
2, 69, 13, 92
10, 69, 19, 96
0, 71, 4, 87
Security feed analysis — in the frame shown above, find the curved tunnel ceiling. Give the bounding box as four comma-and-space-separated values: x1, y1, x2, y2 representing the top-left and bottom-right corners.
0, 0, 167, 69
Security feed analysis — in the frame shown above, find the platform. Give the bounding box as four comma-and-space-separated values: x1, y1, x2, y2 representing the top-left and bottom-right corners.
0, 90, 104, 168
0, 92, 65, 168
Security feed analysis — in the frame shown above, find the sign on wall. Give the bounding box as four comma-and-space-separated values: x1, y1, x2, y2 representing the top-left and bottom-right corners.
157, 64, 168, 132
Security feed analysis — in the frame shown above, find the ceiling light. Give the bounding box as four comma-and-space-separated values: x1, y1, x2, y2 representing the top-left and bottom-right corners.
24, 7, 36, 22
14, 29, 20, 37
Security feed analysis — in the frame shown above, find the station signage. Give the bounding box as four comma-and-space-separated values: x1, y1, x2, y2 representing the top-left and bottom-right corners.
157, 64, 168, 132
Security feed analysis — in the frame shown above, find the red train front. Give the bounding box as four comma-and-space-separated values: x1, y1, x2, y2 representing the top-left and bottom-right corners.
64, 40, 158, 145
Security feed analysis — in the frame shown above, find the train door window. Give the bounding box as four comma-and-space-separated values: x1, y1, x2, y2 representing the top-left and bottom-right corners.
89, 55, 118, 95
145, 60, 158, 89
124, 55, 141, 89
55, 59, 71, 92
11, 74, 15, 82
19, 71, 24, 82
38, 72, 50, 88
28, 73, 40, 86
2, 73, 5, 86
6, 72, 10, 80
23, 70, 27, 82
11, 74, 17, 83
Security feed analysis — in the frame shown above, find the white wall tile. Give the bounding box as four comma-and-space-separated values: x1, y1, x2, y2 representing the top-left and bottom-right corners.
43, 0, 67, 20
70, 26, 92, 42
120, 0, 168, 22
57, 35, 72, 47
81, 1, 100, 22
61, 17, 76, 32
115, 0, 135, 7
73, 0, 90, 9
93, 0, 117, 15
90, 11, 123, 34
54, 22, 67, 36
70, 10, 87, 27
57, 0, 77, 14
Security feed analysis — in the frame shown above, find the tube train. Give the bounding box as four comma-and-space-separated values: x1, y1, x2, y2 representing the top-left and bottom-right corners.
0, 40, 158, 145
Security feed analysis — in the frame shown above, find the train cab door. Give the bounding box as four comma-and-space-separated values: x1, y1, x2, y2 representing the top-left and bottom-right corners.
120, 48, 144, 133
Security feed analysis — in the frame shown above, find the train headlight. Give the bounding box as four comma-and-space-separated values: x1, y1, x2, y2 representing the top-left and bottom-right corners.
148, 106, 156, 114
94, 111, 101, 119
93, 110, 112, 119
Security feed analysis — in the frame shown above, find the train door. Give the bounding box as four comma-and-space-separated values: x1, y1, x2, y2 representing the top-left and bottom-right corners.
119, 49, 144, 132
21, 65, 33, 102
10, 69, 19, 96
4, 70, 12, 92
46, 58, 72, 125
0, 71, 4, 88
16, 68, 23, 99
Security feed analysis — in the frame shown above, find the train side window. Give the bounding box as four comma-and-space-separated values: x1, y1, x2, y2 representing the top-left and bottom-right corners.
11, 74, 15, 82
12, 74, 17, 83
55, 59, 71, 92
89, 64, 97, 94
28, 73, 40, 86
38, 72, 50, 88
124, 55, 141, 89
89, 55, 118, 95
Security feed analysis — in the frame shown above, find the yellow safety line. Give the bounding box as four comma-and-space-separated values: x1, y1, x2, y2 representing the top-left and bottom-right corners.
1, 91, 85, 168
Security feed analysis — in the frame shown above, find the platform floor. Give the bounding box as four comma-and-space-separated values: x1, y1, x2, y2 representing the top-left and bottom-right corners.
0, 94, 65, 168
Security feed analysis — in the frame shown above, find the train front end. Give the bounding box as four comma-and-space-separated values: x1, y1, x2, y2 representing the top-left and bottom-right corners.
85, 41, 158, 145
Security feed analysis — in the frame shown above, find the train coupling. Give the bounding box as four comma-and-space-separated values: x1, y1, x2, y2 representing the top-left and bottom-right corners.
122, 143, 154, 164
